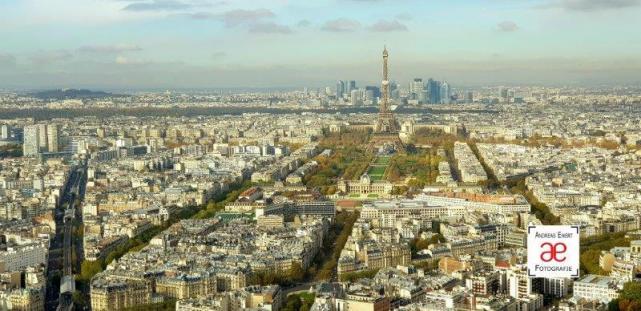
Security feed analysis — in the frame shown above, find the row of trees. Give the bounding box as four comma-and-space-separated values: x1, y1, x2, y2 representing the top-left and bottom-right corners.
248, 211, 360, 286
386, 151, 441, 188
508, 179, 560, 225
467, 141, 501, 189
320, 130, 371, 146
468, 140, 560, 225
312, 211, 360, 281
304, 145, 371, 194
410, 128, 459, 148
192, 180, 253, 219
311, 130, 375, 190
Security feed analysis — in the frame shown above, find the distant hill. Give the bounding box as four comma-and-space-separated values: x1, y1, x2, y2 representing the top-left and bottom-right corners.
29, 89, 123, 100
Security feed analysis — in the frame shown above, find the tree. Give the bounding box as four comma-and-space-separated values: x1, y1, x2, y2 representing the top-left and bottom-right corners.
415, 239, 430, 251
620, 282, 641, 302
79, 260, 103, 281
387, 165, 401, 181
628, 301, 641, 311
429, 233, 445, 244
289, 262, 305, 281
282, 295, 302, 311
609, 300, 620, 311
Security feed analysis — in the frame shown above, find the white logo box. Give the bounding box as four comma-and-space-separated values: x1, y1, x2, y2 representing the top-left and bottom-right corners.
527, 225, 580, 278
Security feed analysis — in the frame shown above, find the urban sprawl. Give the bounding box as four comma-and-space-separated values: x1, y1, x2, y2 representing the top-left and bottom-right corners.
2, 52, 641, 311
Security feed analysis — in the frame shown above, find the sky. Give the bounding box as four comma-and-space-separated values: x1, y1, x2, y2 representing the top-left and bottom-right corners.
1, 0, 641, 90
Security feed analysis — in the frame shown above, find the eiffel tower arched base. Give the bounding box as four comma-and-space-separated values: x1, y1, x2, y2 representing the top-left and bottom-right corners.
369, 132, 405, 153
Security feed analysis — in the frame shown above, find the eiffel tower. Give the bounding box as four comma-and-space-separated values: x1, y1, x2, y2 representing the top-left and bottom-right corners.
375, 47, 399, 133
371, 46, 403, 151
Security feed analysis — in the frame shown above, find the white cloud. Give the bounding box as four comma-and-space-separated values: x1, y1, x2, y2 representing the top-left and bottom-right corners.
549, 0, 641, 11
248, 22, 292, 34
30, 50, 73, 65
115, 55, 149, 65
78, 44, 142, 53
497, 21, 519, 32
321, 18, 360, 32
368, 20, 408, 32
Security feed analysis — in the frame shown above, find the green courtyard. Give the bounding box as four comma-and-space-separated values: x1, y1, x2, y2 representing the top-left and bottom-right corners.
367, 156, 391, 181
372, 156, 391, 165
367, 165, 387, 181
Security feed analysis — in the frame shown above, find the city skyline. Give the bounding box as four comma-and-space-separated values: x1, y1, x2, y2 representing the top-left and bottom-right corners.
2, 0, 641, 90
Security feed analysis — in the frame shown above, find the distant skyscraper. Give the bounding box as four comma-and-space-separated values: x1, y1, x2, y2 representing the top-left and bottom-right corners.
336, 80, 345, 99
347, 80, 356, 93
389, 82, 400, 100
350, 89, 361, 105
37, 123, 47, 151
440, 82, 451, 104
47, 124, 59, 153
364, 89, 374, 104
466, 91, 474, 104
428, 79, 441, 104
23, 125, 40, 156
365, 86, 381, 99
499, 87, 509, 103
410, 78, 424, 102
0, 124, 10, 139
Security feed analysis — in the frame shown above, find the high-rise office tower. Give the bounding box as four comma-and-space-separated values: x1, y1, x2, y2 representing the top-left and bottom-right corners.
410, 78, 425, 102
47, 124, 59, 153
365, 86, 381, 99
428, 79, 441, 104
336, 80, 345, 99
440, 82, 451, 104
0, 124, 10, 139
389, 81, 401, 100
348, 80, 356, 93
410, 78, 423, 93
364, 89, 374, 103
466, 91, 474, 104
350, 89, 361, 105
499, 87, 509, 103
23, 125, 40, 156
37, 124, 48, 151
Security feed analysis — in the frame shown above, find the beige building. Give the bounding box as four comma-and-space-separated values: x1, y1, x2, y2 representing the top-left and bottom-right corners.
90, 276, 152, 311
336, 293, 390, 311
1, 288, 45, 311
337, 175, 393, 196
175, 285, 282, 311
216, 271, 248, 292
155, 273, 217, 300
339, 244, 411, 276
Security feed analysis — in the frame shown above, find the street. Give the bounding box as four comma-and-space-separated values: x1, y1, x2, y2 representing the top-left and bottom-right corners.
45, 162, 87, 311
